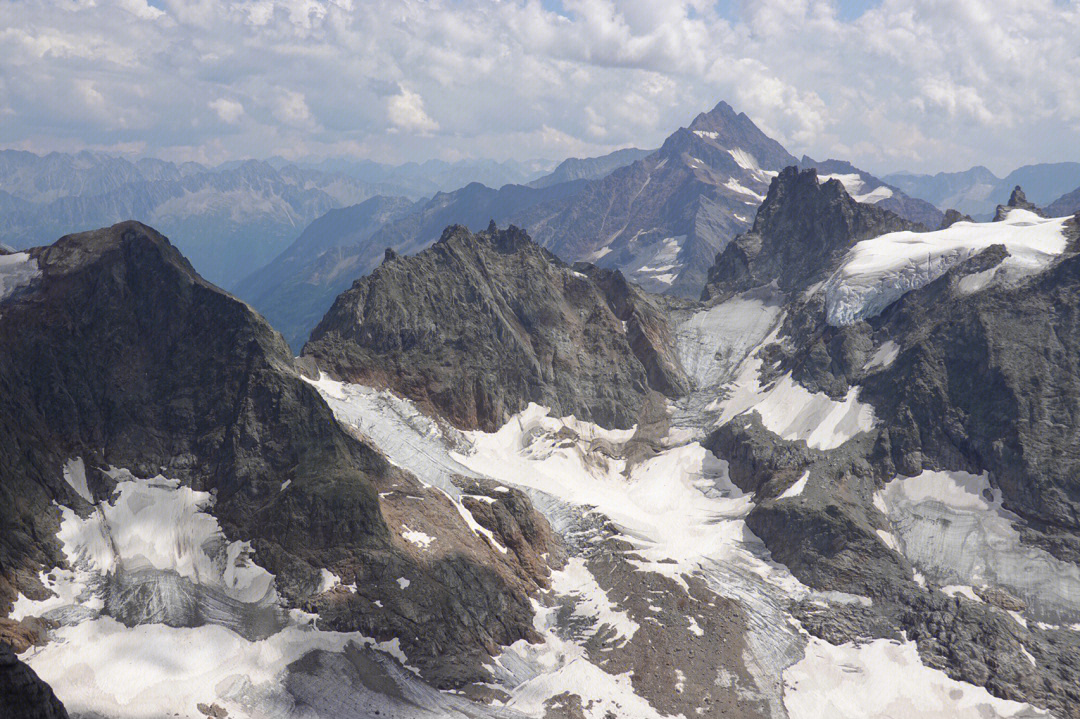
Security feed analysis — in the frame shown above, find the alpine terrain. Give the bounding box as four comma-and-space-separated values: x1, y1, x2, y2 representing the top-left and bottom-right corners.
4, 149, 1080, 717
236, 101, 940, 348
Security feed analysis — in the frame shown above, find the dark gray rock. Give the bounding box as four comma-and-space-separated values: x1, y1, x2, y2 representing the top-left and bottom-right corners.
799, 156, 944, 228
0, 221, 556, 689
303, 223, 687, 431
939, 208, 974, 228
0, 643, 69, 719
701, 166, 923, 302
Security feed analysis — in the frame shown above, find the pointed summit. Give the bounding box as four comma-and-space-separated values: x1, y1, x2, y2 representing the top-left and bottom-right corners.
701, 166, 923, 301
688, 100, 739, 130
994, 184, 1043, 220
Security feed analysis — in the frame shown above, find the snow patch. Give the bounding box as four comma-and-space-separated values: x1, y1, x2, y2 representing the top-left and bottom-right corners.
724, 177, 765, 202
878, 470, 1080, 624
783, 637, 1048, 718
62, 458, 92, 503
55, 472, 275, 605
454, 406, 804, 594
550, 557, 638, 645
728, 148, 760, 171
21, 611, 421, 719
718, 370, 877, 451
317, 568, 340, 594
0, 251, 40, 300
777, 471, 811, 500
401, 525, 434, 550
863, 340, 899, 371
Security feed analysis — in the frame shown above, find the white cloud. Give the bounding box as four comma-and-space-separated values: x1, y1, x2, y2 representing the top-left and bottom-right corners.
386, 86, 438, 135
0, 0, 1077, 174
209, 97, 245, 124
273, 89, 315, 128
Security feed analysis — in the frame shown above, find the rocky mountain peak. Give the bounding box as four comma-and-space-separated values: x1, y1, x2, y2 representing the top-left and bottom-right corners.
702, 166, 923, 301
687, 100, 740, 131
304, 223, 687, 431
939, 208, 974, 228
994, 184, 1043, 220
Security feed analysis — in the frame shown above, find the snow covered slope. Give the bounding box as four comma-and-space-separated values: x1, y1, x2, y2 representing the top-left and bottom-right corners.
823, 209, 1070, 325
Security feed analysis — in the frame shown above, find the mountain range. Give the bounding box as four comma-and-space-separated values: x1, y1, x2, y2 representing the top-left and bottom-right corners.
884, 162, 1080, 218
0, 152, 556, 289
238, 101, 942, 349
4, 161, 1080, 717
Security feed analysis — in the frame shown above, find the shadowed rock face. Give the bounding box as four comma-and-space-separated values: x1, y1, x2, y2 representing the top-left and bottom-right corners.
701, 166, 923, 302
0, 221, 558, 689
304, 222, 688, 431
0, 644, 69, 719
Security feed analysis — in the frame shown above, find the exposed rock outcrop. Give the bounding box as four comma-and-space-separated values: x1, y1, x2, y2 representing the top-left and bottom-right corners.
304, 222, 687, 431
994, 185, 1043, 220
0, 643, 69, 719
0, 221, 558, 688
701, 166, 923, 302
939, 208, 974, 228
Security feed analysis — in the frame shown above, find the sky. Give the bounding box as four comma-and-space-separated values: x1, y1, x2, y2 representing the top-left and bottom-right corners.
1, 0, 1078, 176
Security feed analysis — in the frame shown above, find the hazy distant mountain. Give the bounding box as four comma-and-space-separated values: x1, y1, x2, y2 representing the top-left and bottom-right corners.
1047, 185, 1080, 217
1001, 163, 1080, 207
0, 151, 563, 288
303, 157, 555, 197
239, 100, 946, 346
528, 147, 653, 188
0, 155, 385, 287
233, 195, 419, 349
234, 180, 586, 349
884, 162, 1080, 218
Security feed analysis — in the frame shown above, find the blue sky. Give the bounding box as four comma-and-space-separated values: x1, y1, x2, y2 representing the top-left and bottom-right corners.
1, 0, 1078, 175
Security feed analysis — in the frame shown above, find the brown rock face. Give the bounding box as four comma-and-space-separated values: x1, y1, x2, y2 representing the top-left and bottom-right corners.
304, 222, 687, 431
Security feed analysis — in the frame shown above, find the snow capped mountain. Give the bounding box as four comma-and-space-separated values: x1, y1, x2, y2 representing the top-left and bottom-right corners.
234, 100, 950, 351
5, 165, 1080, 719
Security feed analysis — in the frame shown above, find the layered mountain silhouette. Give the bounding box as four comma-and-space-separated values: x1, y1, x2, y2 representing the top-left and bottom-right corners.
885, 161, 1080, 218
238, 101, 939, 348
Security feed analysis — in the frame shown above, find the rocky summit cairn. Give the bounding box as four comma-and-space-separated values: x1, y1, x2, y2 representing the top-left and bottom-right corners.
994, 184, 1043, 220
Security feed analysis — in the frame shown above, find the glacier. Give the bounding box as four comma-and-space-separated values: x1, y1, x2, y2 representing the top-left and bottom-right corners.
823, 209, 1070, 326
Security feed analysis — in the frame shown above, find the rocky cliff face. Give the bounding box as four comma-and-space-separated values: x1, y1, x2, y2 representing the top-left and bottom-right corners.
304, 222, 688, 431
798, 157, 943, 228
994, 185, 1043, 220
701, 166, 923, 302
0, 222, 559, 693
0, 644, 69, 719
